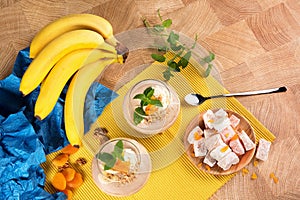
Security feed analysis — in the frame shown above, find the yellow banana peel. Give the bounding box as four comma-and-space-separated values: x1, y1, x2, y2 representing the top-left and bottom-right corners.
30, 13, 114, 58
64, 58, 122, 146
20, 29, 105, 96
35, 48, 120, 120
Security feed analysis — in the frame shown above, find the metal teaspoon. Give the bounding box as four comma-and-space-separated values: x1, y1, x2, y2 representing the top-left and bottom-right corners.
184, 86, 287, 106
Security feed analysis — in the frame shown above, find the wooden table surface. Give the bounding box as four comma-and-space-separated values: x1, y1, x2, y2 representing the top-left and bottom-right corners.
0, 0, 299, 199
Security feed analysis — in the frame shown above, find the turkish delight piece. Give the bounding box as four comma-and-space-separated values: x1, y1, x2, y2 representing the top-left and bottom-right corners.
205, 134, 223, 151
203, 153, 216, 167
217, 152, 240, 171
215, 108, 228, 118
204, 129, 216, 138
229, 135, 245, 155
229, 114, 240, 128
220, 125, 236, 143
256, 139, 271, 161
210, 143, 232, 161
193, 138, 207, 157
211, 109, 231, 132
203, 109, 215, 129
238, 130, 255, 151
187, 125, 203, 144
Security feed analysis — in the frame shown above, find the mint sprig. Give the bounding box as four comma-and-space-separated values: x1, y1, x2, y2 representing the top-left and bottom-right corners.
97, 140, 124, 170
142, 9, 215, 80
133, 87, 163, 125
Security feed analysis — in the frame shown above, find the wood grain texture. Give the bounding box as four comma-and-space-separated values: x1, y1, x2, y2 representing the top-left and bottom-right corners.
208, 0, 262, 26
247, 3, 300, 51
0, 0, 299, 199
166, 0, 223, 39
201, 21, 265, 70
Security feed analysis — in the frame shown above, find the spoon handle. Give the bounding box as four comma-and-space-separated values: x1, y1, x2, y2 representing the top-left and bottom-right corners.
212, 86, 287, 98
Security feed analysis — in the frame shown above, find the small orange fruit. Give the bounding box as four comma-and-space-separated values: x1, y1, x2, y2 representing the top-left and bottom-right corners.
51, 172, 66, 191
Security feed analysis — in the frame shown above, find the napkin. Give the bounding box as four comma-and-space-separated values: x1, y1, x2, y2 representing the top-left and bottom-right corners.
0, 48, 118, 199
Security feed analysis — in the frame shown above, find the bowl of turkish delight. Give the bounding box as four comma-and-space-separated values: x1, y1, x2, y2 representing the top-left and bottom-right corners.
184, 108, 256, 175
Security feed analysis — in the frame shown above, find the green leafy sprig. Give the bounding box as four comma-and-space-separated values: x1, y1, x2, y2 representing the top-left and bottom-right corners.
133, 87, 163, 125
142, 9, 215, 80
97, 140, 124, 170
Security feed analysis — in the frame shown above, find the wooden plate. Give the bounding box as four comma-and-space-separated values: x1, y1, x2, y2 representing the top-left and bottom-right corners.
183, 109, 256, 175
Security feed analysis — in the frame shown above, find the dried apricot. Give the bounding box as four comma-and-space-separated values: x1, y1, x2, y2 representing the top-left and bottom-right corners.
62, 189, 73, 200
194, 132, 202, 140
67, 172, 83, 188
197, 163, 202, 168
112, 159, 130, 173
61, 144, 79, 155
253, 160, 258, 167
270, 172, 279, 184
269, 172, 276, 179
205, 165, 211, 171
52, 153, 69, 167
242, 168, 249, 176
51, 172, 66, 191
62, 167, 76, 182
251, 172, 257, 180
221, 145, 229, 153
273, 176, 279, 184
230, 134, 239, 141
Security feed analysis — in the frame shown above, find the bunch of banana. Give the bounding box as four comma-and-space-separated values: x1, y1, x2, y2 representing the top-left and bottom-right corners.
19, 14, 128, 147
29, 13, 121, 59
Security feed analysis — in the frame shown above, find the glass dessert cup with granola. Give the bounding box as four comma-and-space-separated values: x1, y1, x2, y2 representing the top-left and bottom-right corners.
91, 138, 151, 196
123, 79, 180, 135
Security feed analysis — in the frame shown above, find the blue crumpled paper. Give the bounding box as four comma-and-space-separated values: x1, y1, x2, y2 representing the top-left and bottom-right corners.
0, 47, 118, 199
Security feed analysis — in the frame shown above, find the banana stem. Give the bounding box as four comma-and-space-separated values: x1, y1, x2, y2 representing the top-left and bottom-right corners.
105, 36, 129, 62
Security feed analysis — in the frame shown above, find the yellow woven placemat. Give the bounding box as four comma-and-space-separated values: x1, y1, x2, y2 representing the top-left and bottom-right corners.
42, 55, 275, 200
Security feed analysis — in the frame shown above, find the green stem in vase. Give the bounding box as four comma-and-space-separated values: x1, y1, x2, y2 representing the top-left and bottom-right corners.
142, 9, 215, 80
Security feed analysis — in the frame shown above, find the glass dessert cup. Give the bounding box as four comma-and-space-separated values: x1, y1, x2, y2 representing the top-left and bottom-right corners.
92, 138, 151, 197
123, 79, 180, 135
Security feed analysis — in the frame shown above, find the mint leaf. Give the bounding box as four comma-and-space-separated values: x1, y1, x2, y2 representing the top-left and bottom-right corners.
179, 51, 191, 68
135, 107, 146, 115
114, 140, 123, 156
183, 51, 192, 60
202, 52, 215, 63
98, 152, 116, 170
170, 44, 183, 51
150, 99, 163, 107
168, 60, 180, 72
145, 88, 154, 98
205, 63, 213, 77
134, 107, 146, 125
151, 54, 166, 62
154, 24, 164, 32
98, 152, 114, 162
133, 93, 146, 100
158, 46, 168, 52
143, 87, 153, 96
163, 69, 174, 81
162, 19, 172, 28
141, 100, 148, 107
167, 31, 179, 45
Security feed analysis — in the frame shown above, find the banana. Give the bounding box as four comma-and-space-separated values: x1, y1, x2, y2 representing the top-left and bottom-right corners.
64, 58, 121, 146
34, 48, 122, 120
20, 29, 105, 96
30, 13, 117, 58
